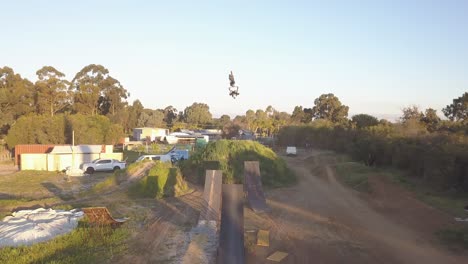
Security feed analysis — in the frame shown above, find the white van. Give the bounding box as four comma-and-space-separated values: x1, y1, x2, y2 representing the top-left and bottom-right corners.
136, 154, 172, 163
286, 146, 297, 156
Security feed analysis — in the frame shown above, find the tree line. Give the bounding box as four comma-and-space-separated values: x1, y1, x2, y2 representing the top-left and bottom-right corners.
276, 92, 468, 192
1, 64, 466, 149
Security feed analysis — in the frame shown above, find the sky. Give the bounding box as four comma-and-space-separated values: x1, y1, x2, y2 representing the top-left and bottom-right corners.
1, 0, 467, 120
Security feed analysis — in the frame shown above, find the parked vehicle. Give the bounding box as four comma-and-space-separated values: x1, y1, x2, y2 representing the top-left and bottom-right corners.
136, 154, 172, 163
286, 146, 297, 156
135, 148, 190, 164
81, 159, 126, 174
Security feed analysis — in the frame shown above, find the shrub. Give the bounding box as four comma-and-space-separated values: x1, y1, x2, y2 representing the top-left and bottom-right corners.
129, 162, 189, 198
183, 140, 296, 187
277, 124, 468, 191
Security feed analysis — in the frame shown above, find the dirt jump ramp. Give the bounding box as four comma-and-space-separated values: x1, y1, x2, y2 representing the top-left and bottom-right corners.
244, 161, 269, 213
199, 170, 223, 224
218, 184, 245, 264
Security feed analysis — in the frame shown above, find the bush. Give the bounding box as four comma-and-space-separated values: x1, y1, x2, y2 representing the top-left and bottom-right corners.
129, 162, 189, 198
277, 124, 468, 191
182, 140, 296, 187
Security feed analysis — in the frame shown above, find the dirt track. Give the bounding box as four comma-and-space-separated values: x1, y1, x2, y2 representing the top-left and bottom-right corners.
246, 149, 468, 264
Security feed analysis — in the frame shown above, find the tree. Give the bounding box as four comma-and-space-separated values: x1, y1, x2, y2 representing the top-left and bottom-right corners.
272, 111, 291, 134
442, 92, 468, 122
99, 76, 129, 115
222, 122, 241, 139
34, 66, 70, 116
351, 114, 379, 129
183, 103, 212, 127
70, 64, 128, 115
421, 108, 441, 132
245, 109, 256, 131
400, 105, 423, 122
217, 114, 231, 129
291, 106, 305, 123
311, 93, 349, 123
137, 109, 165, 128
125, 100, 144, 131
163, 105, 178, 127
0, 66, 34, 135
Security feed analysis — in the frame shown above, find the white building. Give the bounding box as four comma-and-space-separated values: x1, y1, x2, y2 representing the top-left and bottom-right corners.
133, 127, 169, 142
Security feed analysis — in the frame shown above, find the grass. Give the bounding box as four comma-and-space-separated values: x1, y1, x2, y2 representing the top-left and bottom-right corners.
0, 170, 119, 218
0, 171, 63, 196
129, 162, 190, 199
331, 154, 468, 216
418, 194, 468, 217
334, 162, 372, 193
183, 140, 296, 187
317, 151, 468, 250
0, 222, 129, 264
436, 227, 468, 251
126, 160, 151, 175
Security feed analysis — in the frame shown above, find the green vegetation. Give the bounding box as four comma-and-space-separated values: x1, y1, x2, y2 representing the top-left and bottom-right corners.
125, 159, 151, 175
0, 170, 118, 218
278, 122, 468, 192
0, 223, 129, 264
334, 162, 372, 193
183, 140, 296, 186
6, 113, 123, 148
129, 162, 190, 198
0, 170, 63, 196
436, 228, 468, 250
319, 152, 468, 218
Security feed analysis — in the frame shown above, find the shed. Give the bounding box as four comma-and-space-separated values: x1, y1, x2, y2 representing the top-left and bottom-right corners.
133, 127, 169, 141
47, 145, 103, 171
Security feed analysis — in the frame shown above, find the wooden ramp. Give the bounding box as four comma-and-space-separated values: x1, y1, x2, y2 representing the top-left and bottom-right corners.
82, 207, 128, 228
199, 170, 223, 223
244, 161, 269, 213
218, 184, 245, 264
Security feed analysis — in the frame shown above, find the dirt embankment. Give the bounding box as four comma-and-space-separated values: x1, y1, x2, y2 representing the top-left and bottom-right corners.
245, 149, 468, 264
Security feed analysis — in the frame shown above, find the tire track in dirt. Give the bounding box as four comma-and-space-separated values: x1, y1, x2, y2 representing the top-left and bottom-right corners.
246, 149, 468, 264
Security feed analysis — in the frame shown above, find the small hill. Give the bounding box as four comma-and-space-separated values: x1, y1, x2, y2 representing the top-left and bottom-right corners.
183, 140, 296, 187
129, 161, 190, 198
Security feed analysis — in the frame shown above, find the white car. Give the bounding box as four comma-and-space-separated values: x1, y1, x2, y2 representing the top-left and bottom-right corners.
136, 154, 172, 163
81, 159, 127, 174
286, 146, 297, 156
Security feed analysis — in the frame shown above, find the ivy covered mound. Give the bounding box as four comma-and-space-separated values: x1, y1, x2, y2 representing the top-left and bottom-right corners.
184, 140, 296, 187
129, 162, 190, 199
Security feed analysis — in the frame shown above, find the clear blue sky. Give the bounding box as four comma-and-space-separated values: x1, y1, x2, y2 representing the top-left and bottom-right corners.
1, 0, 467, 119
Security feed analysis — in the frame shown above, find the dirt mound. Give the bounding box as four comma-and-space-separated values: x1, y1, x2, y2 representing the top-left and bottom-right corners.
184, 140, 295, 186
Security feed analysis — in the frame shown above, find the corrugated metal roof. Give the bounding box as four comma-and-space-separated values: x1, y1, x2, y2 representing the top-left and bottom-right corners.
50, 145, 102, 154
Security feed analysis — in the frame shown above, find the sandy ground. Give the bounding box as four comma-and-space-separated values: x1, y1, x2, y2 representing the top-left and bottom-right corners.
245, 149, 468, 264
116, 184, 204, 264
0, 164, 18, 176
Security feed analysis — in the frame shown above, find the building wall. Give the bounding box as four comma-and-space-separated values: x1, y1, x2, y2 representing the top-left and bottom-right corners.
20, 154, 48, 171
100, 153, 123, 160
133, 128, 168, 141
14, 144, 59, 167
47, 153, 100, 171
21, 152, 123, 171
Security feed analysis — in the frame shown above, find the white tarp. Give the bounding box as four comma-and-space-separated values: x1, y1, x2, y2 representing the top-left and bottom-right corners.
0, 208, 84, 247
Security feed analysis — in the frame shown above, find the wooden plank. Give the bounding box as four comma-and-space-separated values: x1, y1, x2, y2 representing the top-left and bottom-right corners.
199, 170, 222, 223
244, 161, 269, 213
218, 184, 245, 264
